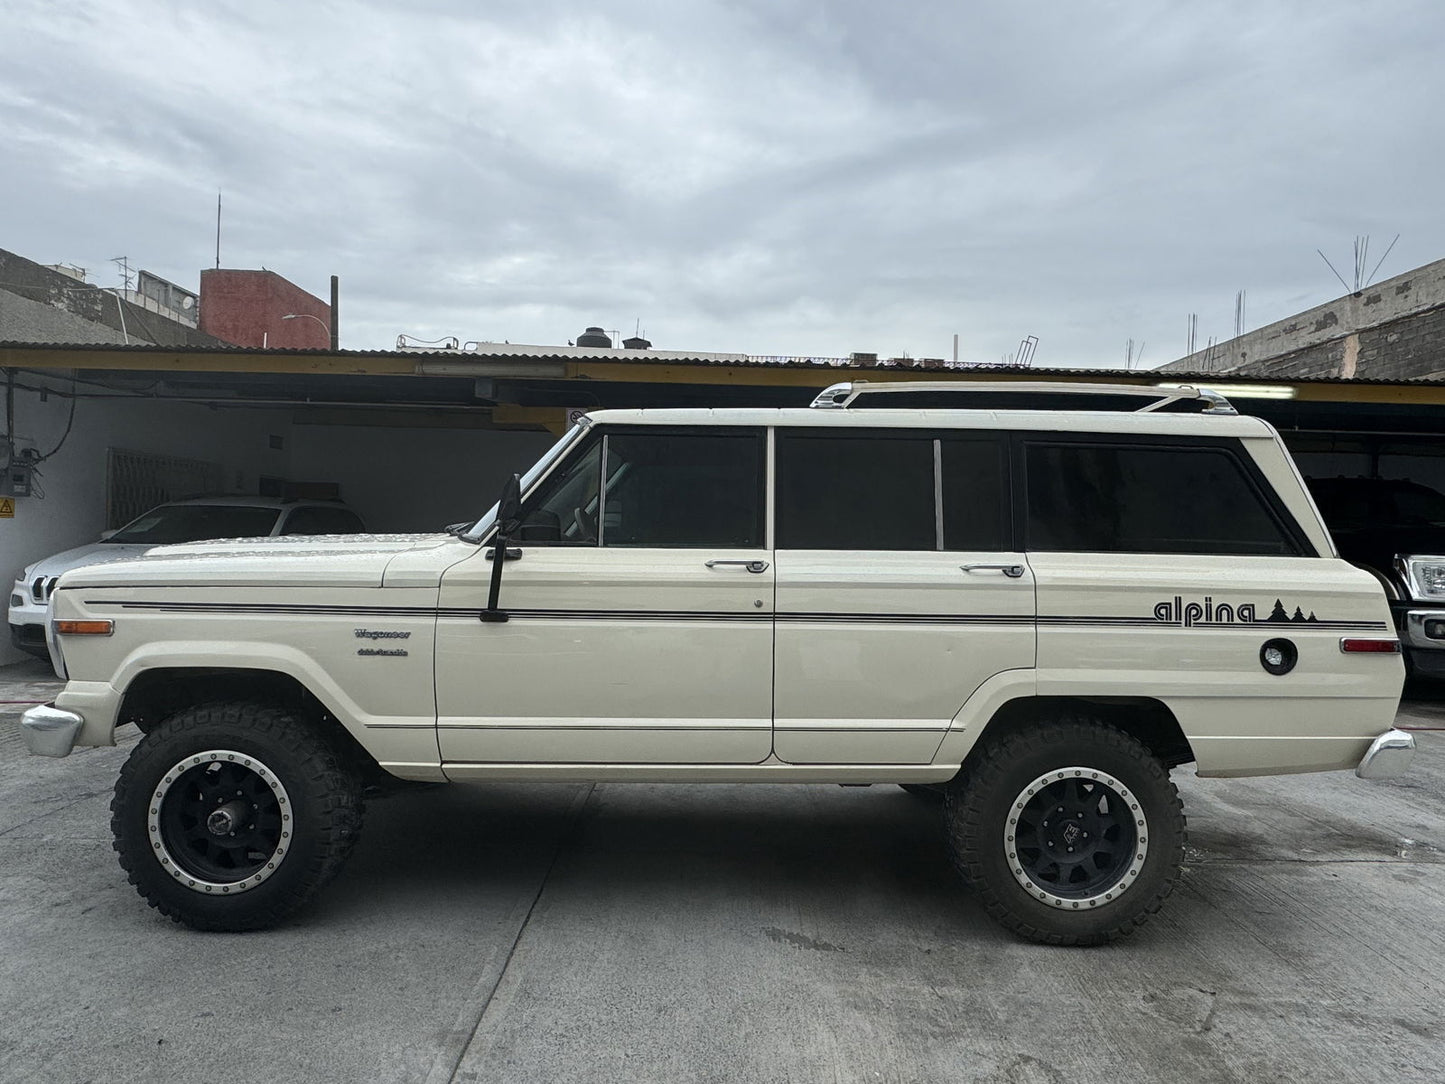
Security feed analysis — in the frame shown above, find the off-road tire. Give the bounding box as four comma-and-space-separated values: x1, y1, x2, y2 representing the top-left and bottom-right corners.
945, 714, 1185, 946
112, 701, 364, 931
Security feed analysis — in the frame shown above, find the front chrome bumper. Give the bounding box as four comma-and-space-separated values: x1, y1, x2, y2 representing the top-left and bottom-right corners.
1403, 609, 1445, 651
20, 704, 84, 758
1356, 728, 1416, 780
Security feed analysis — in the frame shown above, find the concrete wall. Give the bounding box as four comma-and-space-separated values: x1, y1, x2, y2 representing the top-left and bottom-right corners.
1160, 256, 1445, 380
0, 248, 221, 347
2, 373, 292, 665
199, 269, 331, 349
286, 423, 556, 533
2, 378, 557, 665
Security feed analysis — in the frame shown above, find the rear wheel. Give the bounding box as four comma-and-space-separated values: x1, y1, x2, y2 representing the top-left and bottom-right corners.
112, 701, 364, 931
945, 715, 1185, 945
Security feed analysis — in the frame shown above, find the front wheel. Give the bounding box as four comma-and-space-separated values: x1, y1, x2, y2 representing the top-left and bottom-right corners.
945, 716, 1185, 945
111, 701, 364, 931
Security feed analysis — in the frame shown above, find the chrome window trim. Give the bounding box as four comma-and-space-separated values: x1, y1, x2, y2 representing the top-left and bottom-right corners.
933, 439, 944, 551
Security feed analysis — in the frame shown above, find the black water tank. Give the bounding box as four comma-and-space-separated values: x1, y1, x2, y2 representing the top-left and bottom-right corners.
622, 335, 651, 350
576, 326, 612, 348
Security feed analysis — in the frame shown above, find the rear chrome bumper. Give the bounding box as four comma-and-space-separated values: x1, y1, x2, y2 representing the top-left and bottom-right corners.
20, 704, 84, 758
1356, 728, 1416, 780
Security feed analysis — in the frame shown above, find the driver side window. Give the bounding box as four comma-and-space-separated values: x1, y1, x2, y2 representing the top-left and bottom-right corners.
515, 428, 765, 547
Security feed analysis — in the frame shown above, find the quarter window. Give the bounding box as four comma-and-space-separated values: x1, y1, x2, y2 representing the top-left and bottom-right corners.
517, 438, 604, 544
1025, 442, 1299, 555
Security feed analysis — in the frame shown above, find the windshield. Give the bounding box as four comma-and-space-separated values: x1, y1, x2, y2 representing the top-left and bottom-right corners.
463, 421, 591, 540
107, 504, 282, 544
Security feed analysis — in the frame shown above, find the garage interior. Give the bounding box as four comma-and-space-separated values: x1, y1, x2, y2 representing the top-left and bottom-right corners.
5, 339, 1445, 666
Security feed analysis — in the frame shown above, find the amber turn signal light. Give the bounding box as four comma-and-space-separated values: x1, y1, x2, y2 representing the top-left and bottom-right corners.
55, 620, 114, 636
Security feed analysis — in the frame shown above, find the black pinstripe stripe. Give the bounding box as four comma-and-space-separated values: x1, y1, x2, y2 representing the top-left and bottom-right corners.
85, 598, 1391, 631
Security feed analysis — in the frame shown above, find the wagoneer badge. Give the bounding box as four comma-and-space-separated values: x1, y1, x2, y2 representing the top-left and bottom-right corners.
355, 628, 410, 657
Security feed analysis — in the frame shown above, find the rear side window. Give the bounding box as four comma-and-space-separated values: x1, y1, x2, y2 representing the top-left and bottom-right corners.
1025, 442, 1300, 555
776, 431, 1011, 550
941, 438, 1010, 551
777, 433, 935, 550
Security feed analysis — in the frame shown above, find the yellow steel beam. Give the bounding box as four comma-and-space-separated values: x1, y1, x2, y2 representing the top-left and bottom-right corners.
2, 346, 415, 375
1287, 382, 1445, 405
7, 344, 1445, 407
491, 405, 572, 434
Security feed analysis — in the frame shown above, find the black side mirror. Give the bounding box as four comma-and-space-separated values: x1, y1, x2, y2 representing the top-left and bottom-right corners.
497, 473, 522, 534
482, 473, 523, 623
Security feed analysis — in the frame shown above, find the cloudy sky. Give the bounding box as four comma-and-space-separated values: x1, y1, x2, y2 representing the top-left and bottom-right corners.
2, 0, 1442, 366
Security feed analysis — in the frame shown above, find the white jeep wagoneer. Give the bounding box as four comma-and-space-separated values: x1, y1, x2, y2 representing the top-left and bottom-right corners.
23, 381, 1414, 944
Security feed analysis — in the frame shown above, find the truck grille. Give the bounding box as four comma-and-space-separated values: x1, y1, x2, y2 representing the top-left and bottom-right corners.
30, 577, 57, 604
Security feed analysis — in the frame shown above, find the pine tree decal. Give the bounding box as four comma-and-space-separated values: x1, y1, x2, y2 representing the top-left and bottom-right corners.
1268, 599, 1289, 623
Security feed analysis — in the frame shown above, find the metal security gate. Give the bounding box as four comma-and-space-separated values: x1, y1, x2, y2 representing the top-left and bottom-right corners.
106, 448, 224, 528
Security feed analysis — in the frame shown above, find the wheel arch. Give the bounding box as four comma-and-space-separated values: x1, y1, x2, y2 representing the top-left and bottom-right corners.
117, 666, 381, 776
949, 694, 1195, 776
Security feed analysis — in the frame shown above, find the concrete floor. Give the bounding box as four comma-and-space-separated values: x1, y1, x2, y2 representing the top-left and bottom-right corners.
2, 655, 1442, 1084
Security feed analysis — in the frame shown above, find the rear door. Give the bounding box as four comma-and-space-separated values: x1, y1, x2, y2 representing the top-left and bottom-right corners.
771, 428, 1036, 764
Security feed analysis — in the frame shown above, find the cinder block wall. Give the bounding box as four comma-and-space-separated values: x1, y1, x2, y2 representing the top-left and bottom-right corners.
1160, 257, 1445, 380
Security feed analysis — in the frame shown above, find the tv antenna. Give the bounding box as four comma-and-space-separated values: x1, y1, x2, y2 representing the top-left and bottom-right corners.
110, 256, 134, 292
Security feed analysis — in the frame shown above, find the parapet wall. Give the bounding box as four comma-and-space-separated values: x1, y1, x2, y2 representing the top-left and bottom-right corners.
1160, 256, 1445, 380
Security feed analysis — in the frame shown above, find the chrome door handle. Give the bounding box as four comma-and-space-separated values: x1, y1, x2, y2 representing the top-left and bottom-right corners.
961, 563, 1025, 578
705, 559, 770, 573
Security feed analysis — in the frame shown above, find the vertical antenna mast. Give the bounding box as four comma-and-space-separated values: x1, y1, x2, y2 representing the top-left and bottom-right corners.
215, 190, 222, 269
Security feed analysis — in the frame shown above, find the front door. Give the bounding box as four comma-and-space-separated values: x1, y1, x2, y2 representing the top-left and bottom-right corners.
435, 426, 773, 765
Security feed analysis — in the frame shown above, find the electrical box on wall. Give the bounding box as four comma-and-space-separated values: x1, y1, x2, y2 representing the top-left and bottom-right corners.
3, 447, 39, 497
4, 460, 33, 497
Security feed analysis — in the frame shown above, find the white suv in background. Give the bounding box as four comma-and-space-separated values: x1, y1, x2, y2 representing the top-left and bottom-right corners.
9, 495, 365, 661
23, 382, 1412, 944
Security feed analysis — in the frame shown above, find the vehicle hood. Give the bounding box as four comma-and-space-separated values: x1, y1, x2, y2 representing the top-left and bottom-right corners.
56, 534, 465, 590
22, 541, 154, 580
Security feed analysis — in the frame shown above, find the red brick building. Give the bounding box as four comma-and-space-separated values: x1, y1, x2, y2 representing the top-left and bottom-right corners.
199, 269, 331, 349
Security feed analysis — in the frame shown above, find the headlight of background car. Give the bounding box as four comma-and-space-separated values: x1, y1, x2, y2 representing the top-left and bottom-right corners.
1400, 555, 1445, 600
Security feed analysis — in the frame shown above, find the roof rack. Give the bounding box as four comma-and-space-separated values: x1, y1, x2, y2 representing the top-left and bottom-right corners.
808, 380, 1236, 415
